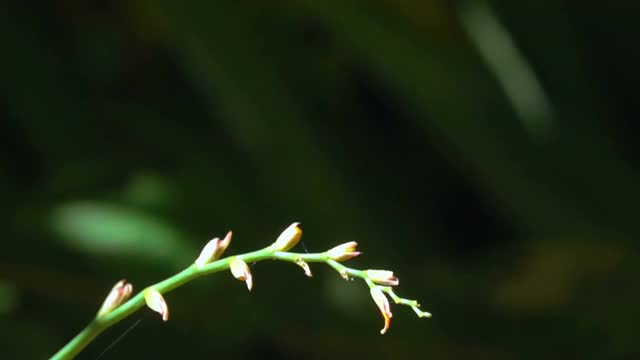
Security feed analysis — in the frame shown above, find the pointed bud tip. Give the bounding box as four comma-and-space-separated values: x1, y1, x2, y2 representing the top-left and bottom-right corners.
222, 230, 232, 245
122, 283, 133, 297
219, 230, 232, 254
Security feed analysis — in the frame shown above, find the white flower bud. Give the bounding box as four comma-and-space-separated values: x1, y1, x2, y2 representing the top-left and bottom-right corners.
144, 287, 169, 321
229, 257, 253, 291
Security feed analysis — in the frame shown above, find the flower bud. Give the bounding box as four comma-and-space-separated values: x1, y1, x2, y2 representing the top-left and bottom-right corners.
327, 241, 361, 261
195, 231, 232, 268
370, 287, 393, 334
271, 222, 302, 251
296, 258, 312, 277
195, 237, 219, 268
366, 270, 399, 286
229, 257, 253, 291
97, 279, 133, 318
144, 287, 169, 321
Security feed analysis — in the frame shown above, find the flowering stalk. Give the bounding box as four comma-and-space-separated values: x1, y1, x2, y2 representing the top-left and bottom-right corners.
50, 223, 430, 360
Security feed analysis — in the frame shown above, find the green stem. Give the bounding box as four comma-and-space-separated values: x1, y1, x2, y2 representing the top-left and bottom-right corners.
50, 247, 309, 360
50, 245, 426, 359
50, 321, 106, 360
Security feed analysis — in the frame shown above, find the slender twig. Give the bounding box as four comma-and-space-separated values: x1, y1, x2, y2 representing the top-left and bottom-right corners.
50, 226, 430, 360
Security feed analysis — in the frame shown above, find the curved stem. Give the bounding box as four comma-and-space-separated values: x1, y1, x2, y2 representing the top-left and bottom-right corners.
50, 245, 427, 359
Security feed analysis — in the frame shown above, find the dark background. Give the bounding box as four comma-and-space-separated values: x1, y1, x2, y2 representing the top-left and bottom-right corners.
1, 0, 639, 359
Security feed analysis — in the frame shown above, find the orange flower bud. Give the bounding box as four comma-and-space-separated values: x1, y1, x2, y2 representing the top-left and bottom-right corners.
195, 231, 232, 268
229, 257, 253, 291
271, 222, 302, 251
370, 287, 393, 334
366, 270, 399, 286
97, 279, 133, 318
327, 241, 361, 261
144, 287, 169, 321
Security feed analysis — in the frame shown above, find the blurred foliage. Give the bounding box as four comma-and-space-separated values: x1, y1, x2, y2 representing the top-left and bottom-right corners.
1, 0, 639, 359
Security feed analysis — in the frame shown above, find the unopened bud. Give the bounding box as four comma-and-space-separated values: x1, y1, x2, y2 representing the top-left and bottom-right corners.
97, 279, 133, 318
327, 241, 361, 261
229, 257, 253, 291
296, 258, 312, 277
366, 270, 399, 286
370, 287, 393, 334
144, 287, 169, 321
195, 231, 232, 268
271, 222, 302, 251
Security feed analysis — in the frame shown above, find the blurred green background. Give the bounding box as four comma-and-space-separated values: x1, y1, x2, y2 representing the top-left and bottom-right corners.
1, 0, 639, 359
